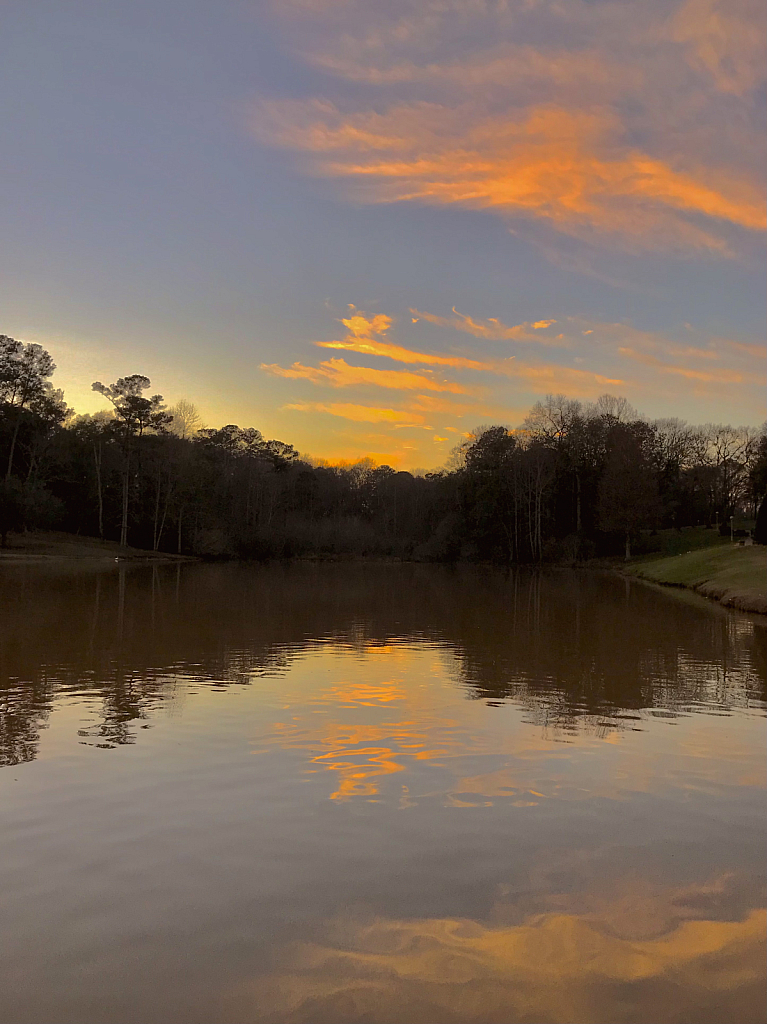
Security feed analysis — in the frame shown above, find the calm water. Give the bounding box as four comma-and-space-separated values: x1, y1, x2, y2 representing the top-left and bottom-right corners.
0, 562, 765, 1024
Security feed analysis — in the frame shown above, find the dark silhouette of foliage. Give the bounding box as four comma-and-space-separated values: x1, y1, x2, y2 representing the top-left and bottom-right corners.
755, 498, 767, 545
91, 375, 173, 546
0, 338, 763, 559
597, 422, 661, 559
0, 336, 60, 482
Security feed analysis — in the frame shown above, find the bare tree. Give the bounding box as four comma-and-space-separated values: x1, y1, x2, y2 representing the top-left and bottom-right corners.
702, 424, 759, 520
168, 399, 202, 440
590, 394, 637, 424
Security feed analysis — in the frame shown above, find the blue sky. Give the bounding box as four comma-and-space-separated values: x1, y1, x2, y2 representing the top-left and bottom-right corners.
1, 0, 764, 467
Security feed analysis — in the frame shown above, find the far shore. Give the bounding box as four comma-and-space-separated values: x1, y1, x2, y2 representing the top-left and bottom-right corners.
3, 530, 765, 617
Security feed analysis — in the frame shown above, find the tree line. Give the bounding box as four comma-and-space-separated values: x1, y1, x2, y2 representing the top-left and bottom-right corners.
1, 334, 766, 557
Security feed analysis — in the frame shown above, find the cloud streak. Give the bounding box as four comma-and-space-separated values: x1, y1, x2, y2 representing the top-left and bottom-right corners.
267, 302, 766, 462
618, 347, 751, 384
255, 101, 764, 254
262, 356, 470, 393
285, 401, 428, 425
255, 0, 766, 257
316, 336, 495, 370
412, 308, 559, 344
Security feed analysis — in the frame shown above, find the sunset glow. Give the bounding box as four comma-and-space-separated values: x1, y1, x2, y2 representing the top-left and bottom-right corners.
2, 0, 764, 465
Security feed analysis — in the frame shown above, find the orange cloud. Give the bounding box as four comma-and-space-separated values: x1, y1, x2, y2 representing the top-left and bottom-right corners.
313, 311, 625, 398
727, 340, 767, 359
266, 301, 765, 461
408, 394, 479, 416
514, 363, 624, 397
307, 41, 644, 94
668, 0, 766, 96
284, 401, 427, 425
253, 101, 765, 253
619, 347, 748, 383
411, 308, 561, 344
316, 337, 495, 370
667, 346, 720, 361
262, 357, 468, 393
341, 311, 392, 337
261, 0, 766, 267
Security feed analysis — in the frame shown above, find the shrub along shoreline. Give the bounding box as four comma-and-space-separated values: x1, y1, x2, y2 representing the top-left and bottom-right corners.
624, 544, 767, 615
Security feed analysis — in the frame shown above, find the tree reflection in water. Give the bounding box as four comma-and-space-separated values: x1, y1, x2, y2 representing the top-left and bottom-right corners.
0, 562, 764, 766
0, 562, 765, 1024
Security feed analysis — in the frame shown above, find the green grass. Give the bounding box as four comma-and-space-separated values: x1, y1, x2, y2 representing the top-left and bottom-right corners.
635, 525, 729, 558
0, 530, 188, 562
627, 544, 766, 613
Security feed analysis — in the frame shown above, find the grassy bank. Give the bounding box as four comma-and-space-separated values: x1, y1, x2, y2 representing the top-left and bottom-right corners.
634, 524, 729, 558
626, 544, 766, 614
0, 531, 191, 564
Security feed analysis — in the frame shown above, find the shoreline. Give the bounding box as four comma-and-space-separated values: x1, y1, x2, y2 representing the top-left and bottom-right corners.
3, 532, 765, 617
0, 531, 193, 565
622, 545, 766, 615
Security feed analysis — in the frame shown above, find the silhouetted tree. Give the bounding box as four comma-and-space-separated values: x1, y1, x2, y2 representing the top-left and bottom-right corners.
598, 422, 660, 558
91, 375, 172, 546
0, 336, 57, 481
752, 428, 767, 545
1, 338, 762, 561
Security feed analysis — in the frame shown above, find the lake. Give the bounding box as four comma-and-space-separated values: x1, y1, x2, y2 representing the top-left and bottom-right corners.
0, 562, 765, 1024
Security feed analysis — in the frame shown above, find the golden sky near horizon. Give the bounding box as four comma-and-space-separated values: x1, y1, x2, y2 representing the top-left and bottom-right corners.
3, 0, 765, 468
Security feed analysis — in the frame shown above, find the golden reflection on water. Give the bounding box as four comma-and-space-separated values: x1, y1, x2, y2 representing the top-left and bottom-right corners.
247, 646, 766, 1022
265, 646, 766, 807
268, 651, 464, 802
0, 564, 765, 1024
224, 905, 766, 1024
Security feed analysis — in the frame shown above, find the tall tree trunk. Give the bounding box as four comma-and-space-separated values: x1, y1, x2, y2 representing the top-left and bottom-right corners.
576, 471, 582, 533
120, 448, 130, 547
625, 531, 631, 560
157, 475, 172, 552
152, 462, 162, 551
93, 441, 104, 538
5, 408, 23, 482
535, 466, 542, 560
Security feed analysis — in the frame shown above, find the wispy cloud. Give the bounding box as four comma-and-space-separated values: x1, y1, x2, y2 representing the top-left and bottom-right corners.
254, 101, 764, 254
261, 356, 469, 393
316, 336, 496, 370
268, 301, 766, 466
618, 347, 749, 384
407, 394, 478, 416
514, 363, 624, 396
727, 340, 767, 359
668, 0, 766, 96
255, 0, 766, 258
284, 402, 428, 425
411, 308, 560, 344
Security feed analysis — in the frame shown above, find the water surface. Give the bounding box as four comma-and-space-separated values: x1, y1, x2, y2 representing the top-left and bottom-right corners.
1, 563, 765, 1024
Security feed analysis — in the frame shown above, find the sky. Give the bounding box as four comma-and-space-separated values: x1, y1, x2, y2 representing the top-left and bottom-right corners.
1, 0, 765, 469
